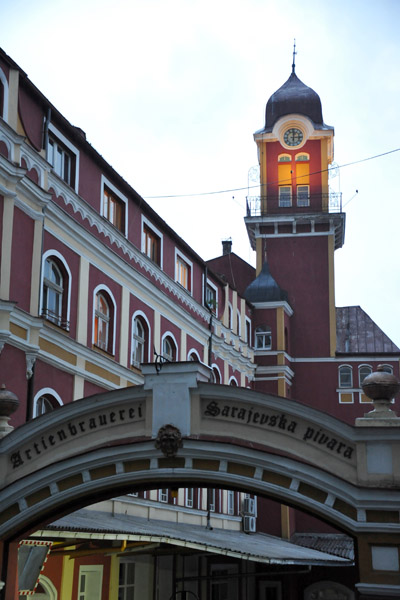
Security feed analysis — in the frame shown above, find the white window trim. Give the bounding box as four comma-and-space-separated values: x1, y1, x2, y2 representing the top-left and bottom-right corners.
245, 316, 251, 345
338, 364, 353, 388
186, 488, 194, 508
159, 489, 168, 503
212, 363, 222, 384
278, 153, 291, 162
338, 391, 354, 404
40, 250, 72, 326
100, 175, 128, 236
47, 123, 80, 192
141, 215, 163, 269
229, 376, 238, 386
33, 388, 63, 418
279, 186, 292, 207
204, 277, 218, 312
131, 310, 151, 365
358, 364, 372, 386
228, 302, 233, 329
175, 249, 193, 294
187, 348, 201, 362
295, 152, 310, 161
0, 68, 9, 122
236, 309, 241, 337
161, 331, 179, 362
92, 284, 117, 355
297, 184, 310, 207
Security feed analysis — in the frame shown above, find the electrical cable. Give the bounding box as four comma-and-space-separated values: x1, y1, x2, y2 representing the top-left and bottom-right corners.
144, 147, 400, 200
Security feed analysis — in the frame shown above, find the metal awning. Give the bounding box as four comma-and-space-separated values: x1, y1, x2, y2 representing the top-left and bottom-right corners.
34, 509, 353, 567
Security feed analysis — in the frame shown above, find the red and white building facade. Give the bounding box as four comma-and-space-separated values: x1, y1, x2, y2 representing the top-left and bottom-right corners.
0, 48, 399, 600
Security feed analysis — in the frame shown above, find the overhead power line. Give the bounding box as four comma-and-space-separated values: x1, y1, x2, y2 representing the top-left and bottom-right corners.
144, 147, 400, 200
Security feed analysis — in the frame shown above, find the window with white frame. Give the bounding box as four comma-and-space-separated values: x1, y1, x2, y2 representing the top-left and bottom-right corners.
162, 335, 177, 362
295, 153, 309, 161
255, 326, 272, 350
212, 365, 221, 384
100, 176, 127, 235
227, 490, 234, 515
245, 318, 251, 345
175, 251, 192, 292
359, 365, 372, 386
339, 365, 353, 388
33, 388, 62, 418
47, 124, 79, 190
279, 186, 292, 207
42, 258, 64, 326
380, 364, 393, 374
297, 185, 310, 207
142, 218, 163, 267
205, 281, 218, 313
131, 315, 148, 367
159, 489, 168, 503
94, 292, 110, 351
186, 488, 194, 508
118, 562, 135, 600
41, 254, 70, 330
209, 489, 215, 512
278, 154, 291, 162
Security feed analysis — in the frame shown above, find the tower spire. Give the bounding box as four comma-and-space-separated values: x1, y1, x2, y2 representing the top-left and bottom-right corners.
292, 39, 297, 74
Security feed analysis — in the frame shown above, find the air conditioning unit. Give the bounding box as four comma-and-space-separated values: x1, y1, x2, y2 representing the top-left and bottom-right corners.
243, 515, 256, 533
243, 497, 255, 515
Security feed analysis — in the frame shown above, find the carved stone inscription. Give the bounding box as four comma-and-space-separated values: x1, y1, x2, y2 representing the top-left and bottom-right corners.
203, 400, 355, 461
10, 402, 144, 470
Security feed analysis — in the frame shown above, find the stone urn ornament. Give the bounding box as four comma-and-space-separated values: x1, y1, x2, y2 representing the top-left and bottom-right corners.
0, 384, 20, 437
361, 365, 400, 419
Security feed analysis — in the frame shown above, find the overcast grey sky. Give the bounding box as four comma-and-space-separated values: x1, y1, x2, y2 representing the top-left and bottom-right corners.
1, 0, 400, 345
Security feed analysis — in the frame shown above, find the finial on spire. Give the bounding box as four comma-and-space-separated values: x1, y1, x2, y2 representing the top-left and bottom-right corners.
292, 39, 297, 74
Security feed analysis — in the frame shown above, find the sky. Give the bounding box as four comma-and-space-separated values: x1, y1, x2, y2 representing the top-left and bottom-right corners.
1, 0, 400, 346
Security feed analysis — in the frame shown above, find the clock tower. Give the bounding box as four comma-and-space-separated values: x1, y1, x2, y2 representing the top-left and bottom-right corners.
245, 63, 345, 399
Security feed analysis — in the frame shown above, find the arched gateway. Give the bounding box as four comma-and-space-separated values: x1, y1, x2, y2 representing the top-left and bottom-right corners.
1, 362, 400, 598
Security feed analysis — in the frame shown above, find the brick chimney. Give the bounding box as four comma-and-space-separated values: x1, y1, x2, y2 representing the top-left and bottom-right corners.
222, 239, 232, 255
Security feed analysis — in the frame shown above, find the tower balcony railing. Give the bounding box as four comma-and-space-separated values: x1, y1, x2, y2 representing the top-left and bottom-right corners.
246, 192, 342, 217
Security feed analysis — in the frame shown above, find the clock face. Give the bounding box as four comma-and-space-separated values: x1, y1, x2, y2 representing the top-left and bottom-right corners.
283, 128, 304, 147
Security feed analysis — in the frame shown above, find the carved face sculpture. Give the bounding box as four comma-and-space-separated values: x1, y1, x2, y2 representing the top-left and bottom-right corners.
155, 424, 182, 457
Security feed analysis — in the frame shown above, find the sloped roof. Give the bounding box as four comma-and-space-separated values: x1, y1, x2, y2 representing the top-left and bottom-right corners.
40, 509, 352, 567
291, 533, 354, 561
336, 306, 400, 354
244, 262, 288, 304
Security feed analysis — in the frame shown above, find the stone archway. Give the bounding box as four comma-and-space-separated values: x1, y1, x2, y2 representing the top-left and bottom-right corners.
1, 362, 400, 596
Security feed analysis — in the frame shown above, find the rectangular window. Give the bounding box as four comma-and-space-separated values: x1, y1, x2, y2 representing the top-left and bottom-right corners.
175, 251, 192, 292
186, 488, 194, 508
205, 281, 218, 313
209, 489, 215, 512
227, 490, 234, 515
143, 225, 161, 264
297, 185, 310, 207
101, 176, 127, 235
339, 392, 354, 404
103, 188, 125, 232
279, 186, 292, 207
159, 489, 168, 503
245, 318, 251, 345
47, 124, 79, 191
118, 562, 135, 600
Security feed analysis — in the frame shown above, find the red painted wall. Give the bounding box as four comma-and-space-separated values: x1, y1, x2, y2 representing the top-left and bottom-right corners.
10, 207, 34, 312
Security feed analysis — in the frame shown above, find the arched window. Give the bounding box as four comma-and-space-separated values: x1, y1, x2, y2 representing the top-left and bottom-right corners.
339, 365, 353, 388
0, 68, 9, 122
255, 326, 272, 350
236, 310, 241, 337
131, 316, 147, 367
41, 254, 70, 330
188, 349, 201, 362
228, 304, 233, 329
212, 365, 221, 384
380, 364, 393, 374
278, 154, 291, 162
229, 377, 238, 386
359, 364, 372, 386
94, 292, 110, 351
295, 153, 309, 161
162, 334, 177, 362
33, 389, 63, 418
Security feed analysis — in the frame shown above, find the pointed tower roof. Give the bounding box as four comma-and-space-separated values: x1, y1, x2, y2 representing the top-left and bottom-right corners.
244, 262, 289, 304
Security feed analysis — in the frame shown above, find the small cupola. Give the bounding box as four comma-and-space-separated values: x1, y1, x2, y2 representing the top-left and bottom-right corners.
244, 262, 289, 304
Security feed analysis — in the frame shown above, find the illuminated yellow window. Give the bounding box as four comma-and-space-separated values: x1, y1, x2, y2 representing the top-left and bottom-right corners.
339, 392, 354, 404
